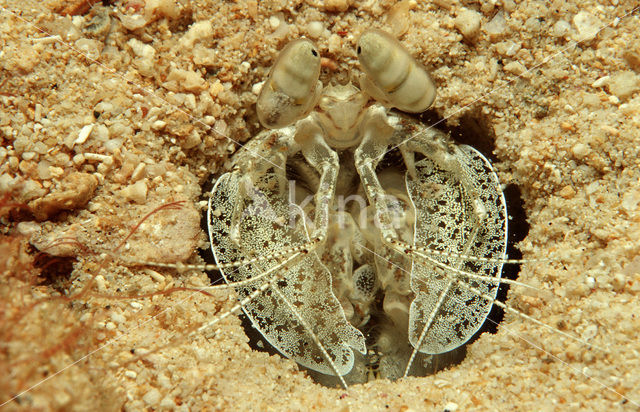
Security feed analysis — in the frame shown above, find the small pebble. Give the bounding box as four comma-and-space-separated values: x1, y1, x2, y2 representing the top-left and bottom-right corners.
32, 35, 62, 44
95, 124, 110, 141
120, 180, 148, 203
572, 143, 590, 159
142, 388, 161, 406
485, 12, 506, 38
608, 71, 639, 99
621, 190, 639, 212
551, 20, 571, 37
503, 61, 528, 77
84, 153, 113, 164
591, 76, 609, 88
16, 221, 40, 236
110, 312, 126, 323
454, 8, 482, 39
269, 16, 280, 29
74, 124, 94, 146
612, 273, 626, 290
151, 120, 167, 130
73, 153, 85, 165
443, 402, 459, 412
307, 21, 323, 38
34, 104, 43, 122
94, 275, 107, 292
324, 0, 352, 12
144, 268, 165, 283
573, 11, 601, 42
131, 163, 146, 181
159, 397, 176, 408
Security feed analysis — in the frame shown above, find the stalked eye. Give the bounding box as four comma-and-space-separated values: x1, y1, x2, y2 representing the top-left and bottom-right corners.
356, 29, 436, 113
256, 38, 323, 129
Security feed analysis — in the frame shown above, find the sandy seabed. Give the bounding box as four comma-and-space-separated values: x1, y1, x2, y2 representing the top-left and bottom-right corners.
1, 0, 639, 411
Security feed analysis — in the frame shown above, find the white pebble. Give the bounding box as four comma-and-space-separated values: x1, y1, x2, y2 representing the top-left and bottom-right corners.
159, 397, 176, 408
142, 388, 162, 406
131, 163, 146, 181
104, 138, 123, 152
572, 11, 601, 42
110, 312, 126, 323
72, 153, 85, 165
32, 35, 62, 44
591, 76, 610, 88
34, 104, 43, 122
22, 152, 36, 161
120, 14, 148, 31
485, 12, 506, 38
16, 221, 40, 236
503, 61, 528, 77
612, 273, 626, 290
269, 16, 280, 29
71, 15, 84, 28
74, 124, 94, 146
124, 370, 137, 379
120, 180, 148, 203
94, 274, 107, 292
551, 20, 571, 38
608, 71, 639, 99
444, 402, 459, 412
179, 20, 213, 48
95, 124, 110, 141
127, 38, 156, 59
144, 268, 165, 283
84, 153, 113, 164
307, 21, 324, 38
571, 143, 590, 158
621, 191, 639, 212
252, 81, 264, 96
495, 41, 520, 57
454, 8, 482, 39
151, 120, 167, 130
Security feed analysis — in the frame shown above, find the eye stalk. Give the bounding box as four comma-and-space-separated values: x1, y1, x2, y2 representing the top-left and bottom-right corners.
356, 29, 436, 113
256, 38, 323, 129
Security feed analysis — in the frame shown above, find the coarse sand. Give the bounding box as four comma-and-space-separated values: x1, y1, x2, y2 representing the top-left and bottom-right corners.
1, 1, 639, 410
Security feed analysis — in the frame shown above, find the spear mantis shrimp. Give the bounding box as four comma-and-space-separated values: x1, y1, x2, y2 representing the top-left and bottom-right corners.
206, 29, 512, 386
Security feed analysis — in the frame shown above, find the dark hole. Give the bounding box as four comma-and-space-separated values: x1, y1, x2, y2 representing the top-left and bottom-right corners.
311, 49, 318, 57
357, 46, 361, 54
33, 251, 76, 294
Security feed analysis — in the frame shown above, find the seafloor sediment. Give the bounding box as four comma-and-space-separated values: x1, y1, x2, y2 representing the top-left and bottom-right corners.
1, 0, 639, 410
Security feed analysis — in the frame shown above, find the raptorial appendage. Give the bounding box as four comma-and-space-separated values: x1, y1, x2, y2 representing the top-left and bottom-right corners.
208, 28, 508, 385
